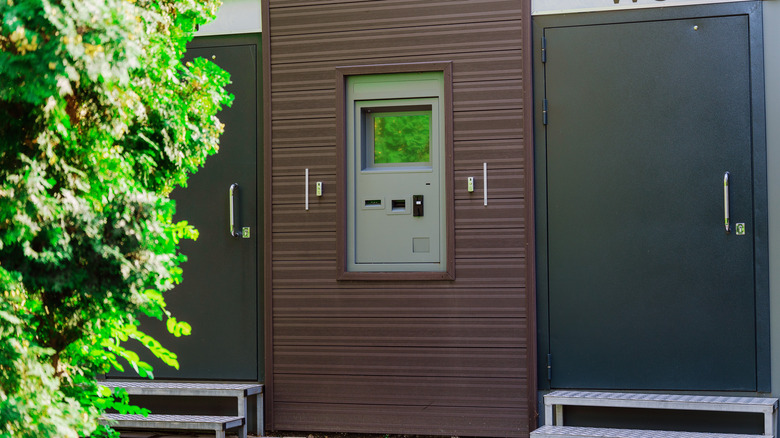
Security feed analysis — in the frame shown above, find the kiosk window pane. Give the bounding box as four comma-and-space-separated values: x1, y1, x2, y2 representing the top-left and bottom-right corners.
373, 113, 431, 164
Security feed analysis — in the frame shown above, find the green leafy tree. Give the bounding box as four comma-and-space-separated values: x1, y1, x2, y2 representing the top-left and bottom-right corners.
0, 0, 231, 436
373, 113, 431, 164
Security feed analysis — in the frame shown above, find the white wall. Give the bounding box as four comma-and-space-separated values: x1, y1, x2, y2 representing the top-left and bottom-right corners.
533, 0, 750, 14
765, 0, 780, 397
196, 0, 261, 36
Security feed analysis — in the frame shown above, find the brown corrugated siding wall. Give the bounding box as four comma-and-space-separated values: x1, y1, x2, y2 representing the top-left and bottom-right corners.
263, 0, 535, 436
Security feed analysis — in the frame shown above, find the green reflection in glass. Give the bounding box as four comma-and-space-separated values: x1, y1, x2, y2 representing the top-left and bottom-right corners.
373, 113, 431, 164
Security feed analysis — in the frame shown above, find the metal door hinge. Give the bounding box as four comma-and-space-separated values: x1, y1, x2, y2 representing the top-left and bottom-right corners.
547, 353, 552, 381
542, 37, 547, 63
543, 99, 549, 125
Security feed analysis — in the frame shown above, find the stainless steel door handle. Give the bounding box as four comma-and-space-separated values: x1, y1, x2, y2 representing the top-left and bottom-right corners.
723, 172, 730, 233
230, 183, 241, 237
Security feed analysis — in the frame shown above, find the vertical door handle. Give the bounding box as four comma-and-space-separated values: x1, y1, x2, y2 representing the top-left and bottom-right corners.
483, 162, 488, 206
723, 172, 730, 233
230, 183, 241, 237
305, 168, 309, 211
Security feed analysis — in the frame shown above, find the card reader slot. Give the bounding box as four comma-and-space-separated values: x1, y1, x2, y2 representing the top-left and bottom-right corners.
363, 199, 384, 210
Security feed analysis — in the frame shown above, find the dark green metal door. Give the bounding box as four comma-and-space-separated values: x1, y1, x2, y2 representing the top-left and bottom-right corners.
543, 14, 760, 390
127, 38, 262, 380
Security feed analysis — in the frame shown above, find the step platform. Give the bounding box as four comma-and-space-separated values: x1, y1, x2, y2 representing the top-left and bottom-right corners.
99, 381, 263, 437
101, 413, 245, 438
533, 391, 778, 438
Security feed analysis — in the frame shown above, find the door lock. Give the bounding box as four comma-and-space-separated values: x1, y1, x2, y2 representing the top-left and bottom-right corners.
413, 195, 424, 217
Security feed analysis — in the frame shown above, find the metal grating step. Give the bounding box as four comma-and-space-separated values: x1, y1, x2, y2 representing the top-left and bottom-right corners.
99, 381, 263, 396
545, 391, 778, 412
101, 413, 245, 438
542, 391, 778, 437
99, 381, 264, 436
531, 425, 763, 438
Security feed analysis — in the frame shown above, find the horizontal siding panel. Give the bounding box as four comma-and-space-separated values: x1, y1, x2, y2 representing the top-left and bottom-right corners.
272, 257, 525, 289
272, 204, 336, 233
272, 232, 336, 260
273, 174, 337, 205
455, 198, 525, 229
270, 140, 525, 177
273, 403, 528, 437
272, 146, 336, 177
269, 0, 522, 36
273, 231, 336, 261
271, 51, 522, 93
272, 112, 520, 145
272, 287, 526, 318
271, 174, 524, 211
454, 108, 523, 141
454, 79, 524, 112
273, 345, 527, 378
455, 228, 525, 259
455, 167, 524, 200
272, 89, 334, 120
267, 0, 530, 434
272, 118, 335, 148
274, 374, 526, 408
270, 200, 524, 234
271, 170, 522, 204
273, 229, 528, 262
454, 139, 525, 170
456, 257, 526, 287
271, 79, 523, 121
273, 317, 527, 348
271, 22, 522, 65
272, 260, 336, 289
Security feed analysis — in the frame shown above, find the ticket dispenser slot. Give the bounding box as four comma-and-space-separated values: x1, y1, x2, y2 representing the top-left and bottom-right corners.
345, 72, 446, 272
387, 197, 410, 215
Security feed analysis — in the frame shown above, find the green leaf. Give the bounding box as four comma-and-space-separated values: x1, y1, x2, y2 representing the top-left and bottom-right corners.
97, 385, 112, 398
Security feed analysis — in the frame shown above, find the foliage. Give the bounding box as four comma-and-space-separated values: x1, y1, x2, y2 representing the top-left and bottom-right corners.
0, 0, 231, 436
0, 279, 88, 438
373, 113, 431, 164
